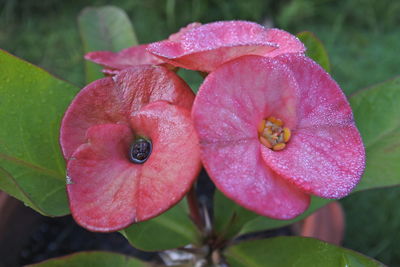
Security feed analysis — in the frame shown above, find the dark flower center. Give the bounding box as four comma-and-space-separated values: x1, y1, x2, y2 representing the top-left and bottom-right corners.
129, 138, 152, 164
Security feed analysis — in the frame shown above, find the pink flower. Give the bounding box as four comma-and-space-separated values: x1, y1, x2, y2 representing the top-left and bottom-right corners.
148, 20, 305, 73
60, 65, 201, 231
85, 23, 201, 75
85, 44, 164, 75
192, 54, 365, 219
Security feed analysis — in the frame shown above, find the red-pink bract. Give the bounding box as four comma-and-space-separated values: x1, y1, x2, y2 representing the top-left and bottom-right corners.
61, 65, 194, 159
192, 54, 365, 219
84, 23, 202, 74
85, 44, 164, 75
60, 65, 201, 232
148, 21, 305, 72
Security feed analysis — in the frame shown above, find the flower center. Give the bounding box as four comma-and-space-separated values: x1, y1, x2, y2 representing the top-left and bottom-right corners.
258, 116, 291, 151
129, 138, 152, 164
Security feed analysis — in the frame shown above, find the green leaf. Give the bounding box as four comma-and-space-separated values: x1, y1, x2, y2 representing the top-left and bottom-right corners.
121, 199, 200, 251
0, 49, 78, 216
225, 236, 385, 267
26, 251, 150, 267
297, 31, 331, 73
349, 76, 400, 191
78, 6, 138, 83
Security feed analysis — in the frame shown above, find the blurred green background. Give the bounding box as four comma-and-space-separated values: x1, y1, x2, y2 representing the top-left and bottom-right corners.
1, 0, 399, 265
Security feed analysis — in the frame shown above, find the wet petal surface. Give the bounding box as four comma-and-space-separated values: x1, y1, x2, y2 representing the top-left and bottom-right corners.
201, 139, 310, 219
193, 54, 365, 217
192, 55, 299, 144
148, 21, 279, 72
67, 102, 201, 231
264, 28, 306, 57
85, 44, 163, 72
193, 55, 310, 218
130, 101, 202, 220
261, 125, 365, 198
67, 124, 138, 232
60, 65, 194, 159
261, 54, 365, 198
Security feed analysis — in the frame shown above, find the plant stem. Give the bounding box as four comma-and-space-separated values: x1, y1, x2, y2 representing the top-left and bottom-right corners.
187, 185, 204, 232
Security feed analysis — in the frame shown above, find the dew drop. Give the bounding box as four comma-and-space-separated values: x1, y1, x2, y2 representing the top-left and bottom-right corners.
66, 175, 73, 185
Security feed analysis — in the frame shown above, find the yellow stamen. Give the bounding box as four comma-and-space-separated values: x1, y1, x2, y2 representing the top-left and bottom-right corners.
258, 119, 266, 135
258, 116, 291, 151
267, 116, 276, 123
267, 116, 283, 127
283, 127, 291, 142
272, 143, 286, 151
275, 119, 283, 127
259, 136, 272, 148
263, 128, 272, 136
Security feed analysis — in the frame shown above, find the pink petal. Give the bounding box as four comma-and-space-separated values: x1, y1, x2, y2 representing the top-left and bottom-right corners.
192, 55, 310, 218
85, 44, 163, 71
148, 21, 278, 72
261, 54, 365, 198
67, 102, 201, 231
261, 126, 365, 198
202, 139, 310, 219
192, 55, 299, 144
67, 124, 138, 232
84, 23, 201, 73
264, 28, 306, 57
60, 65, 194, 159
129, 101, 202, 221
168, 22, 202, 41
276, 54, 353, 128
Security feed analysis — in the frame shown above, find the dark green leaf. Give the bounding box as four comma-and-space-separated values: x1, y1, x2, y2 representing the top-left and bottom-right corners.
78, 6, 138, 83
297, 31, 331, 73
0, 50, 78, 216
26, 251, 150, 267
225, 236, 385, 267
349, 76, 400, 191
121, 199, 200, 251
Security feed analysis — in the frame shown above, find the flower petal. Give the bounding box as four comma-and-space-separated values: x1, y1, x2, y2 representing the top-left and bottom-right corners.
261, 54, 365, 198
167, 22, 202, 41
261, 126, 365, 198
148, 21, 279, 72
202, 140, 310, 219
192, 55, 299, 144
67, 123, 137, 232
67, 102, 201, 231
130, 101, 201, 221
60, 65, 194, 159
264, 28, 306, 57
192, 56, 310, 218
84, 23, 201, 73
85, 44, 163, 71
275, 54, 353, 128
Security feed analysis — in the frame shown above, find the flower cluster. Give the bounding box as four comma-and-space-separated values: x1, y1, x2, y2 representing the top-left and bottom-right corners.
61, 20, 365, 231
